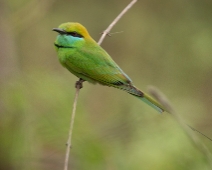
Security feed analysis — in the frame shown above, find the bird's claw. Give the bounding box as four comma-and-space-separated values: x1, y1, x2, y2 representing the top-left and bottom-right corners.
75, 78, 84, 89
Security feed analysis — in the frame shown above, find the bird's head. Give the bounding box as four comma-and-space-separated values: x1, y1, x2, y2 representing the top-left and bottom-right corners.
53, 22, 94, 49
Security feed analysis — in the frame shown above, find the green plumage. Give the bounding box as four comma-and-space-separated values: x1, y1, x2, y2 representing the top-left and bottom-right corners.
53, 22, 165, 113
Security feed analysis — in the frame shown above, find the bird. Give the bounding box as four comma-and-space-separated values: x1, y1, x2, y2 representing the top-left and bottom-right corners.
52, 22, 165, 113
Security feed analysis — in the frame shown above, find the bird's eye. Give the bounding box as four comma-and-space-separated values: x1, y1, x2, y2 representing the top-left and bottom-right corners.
68, 31, 83, 38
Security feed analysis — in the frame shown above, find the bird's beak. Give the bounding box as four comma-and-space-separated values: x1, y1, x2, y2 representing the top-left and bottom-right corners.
52, 28, 66, 35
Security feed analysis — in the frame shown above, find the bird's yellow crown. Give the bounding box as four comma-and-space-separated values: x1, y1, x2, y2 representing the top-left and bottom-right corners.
58, 22, 91, 38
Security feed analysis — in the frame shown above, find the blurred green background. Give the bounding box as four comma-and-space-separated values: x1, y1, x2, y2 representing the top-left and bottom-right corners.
1, 0, 212, 169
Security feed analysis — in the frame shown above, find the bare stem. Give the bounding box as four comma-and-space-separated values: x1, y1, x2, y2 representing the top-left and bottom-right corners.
63, 1, 137, 169
98, 0, 137, 45
148, 86, 212, 168
64, 84, 80, 170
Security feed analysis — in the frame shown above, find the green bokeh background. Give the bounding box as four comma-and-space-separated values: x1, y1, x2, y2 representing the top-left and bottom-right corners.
1, 0, 212, 169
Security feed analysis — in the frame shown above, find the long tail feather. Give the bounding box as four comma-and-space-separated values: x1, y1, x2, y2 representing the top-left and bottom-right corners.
141, 93, 164, 113
116, 84, 165, 113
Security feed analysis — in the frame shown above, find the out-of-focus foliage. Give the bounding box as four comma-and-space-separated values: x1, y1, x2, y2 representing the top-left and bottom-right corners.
1, 0, 212, 169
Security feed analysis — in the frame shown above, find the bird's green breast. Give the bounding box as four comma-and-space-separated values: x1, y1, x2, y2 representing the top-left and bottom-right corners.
54, 33, 85, 66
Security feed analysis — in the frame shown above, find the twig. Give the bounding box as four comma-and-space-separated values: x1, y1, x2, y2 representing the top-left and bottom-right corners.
64, 81, 81, 170
63, 1, 138, 170
98, 0, 137, 45
148, 86, 212, 168
100, 31, 124, 37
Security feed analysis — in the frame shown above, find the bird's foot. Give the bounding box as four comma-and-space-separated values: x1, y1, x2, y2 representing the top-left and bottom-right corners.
75, 78, 85, 89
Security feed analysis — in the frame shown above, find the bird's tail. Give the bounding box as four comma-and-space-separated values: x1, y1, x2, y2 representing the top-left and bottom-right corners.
117, 84, 165, 113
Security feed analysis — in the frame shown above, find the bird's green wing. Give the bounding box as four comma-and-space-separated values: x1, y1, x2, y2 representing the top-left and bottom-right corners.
63, 45, 132, 86
62, 44, 165, 113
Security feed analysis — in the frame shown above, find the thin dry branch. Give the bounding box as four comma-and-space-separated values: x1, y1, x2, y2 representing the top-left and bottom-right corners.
64, 84, 80, 170
63, 1, 137, 170
148, 86, 212, 168
98, 0, 137, 45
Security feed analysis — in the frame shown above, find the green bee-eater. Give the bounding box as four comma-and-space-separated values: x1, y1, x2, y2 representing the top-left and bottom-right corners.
53, 22, 165, 113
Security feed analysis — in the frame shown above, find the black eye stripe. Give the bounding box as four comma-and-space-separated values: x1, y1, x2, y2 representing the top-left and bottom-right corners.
67, 31, 83, 38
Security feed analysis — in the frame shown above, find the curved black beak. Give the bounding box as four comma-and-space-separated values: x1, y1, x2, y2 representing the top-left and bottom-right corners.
52, 28, 66, 34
